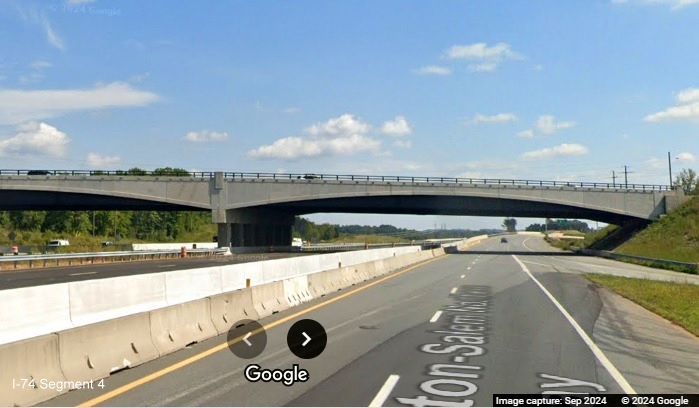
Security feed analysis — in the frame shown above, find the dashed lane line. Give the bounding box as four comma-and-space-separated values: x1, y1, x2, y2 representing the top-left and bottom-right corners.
369, 375, 400, 407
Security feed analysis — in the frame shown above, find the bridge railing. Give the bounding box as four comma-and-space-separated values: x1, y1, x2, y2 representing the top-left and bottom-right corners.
0, 169, 672, 191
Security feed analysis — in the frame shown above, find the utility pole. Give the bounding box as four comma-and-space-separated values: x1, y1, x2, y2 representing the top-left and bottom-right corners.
612, 170, 617, 187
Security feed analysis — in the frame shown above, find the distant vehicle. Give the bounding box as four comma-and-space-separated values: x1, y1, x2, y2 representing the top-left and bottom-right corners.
47, 239, 70, 247
101, 241, 114, 247
500, 237, 508, 243
303, 174, 318, 179
27, 170, 51, 175
291, 237, 303, 247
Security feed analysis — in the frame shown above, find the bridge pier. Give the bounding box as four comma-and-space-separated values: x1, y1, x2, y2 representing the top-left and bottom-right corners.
214, 208, 294, 248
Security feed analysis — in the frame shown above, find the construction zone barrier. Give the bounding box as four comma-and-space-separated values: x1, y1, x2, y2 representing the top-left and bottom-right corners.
149, 299, 217, 356
0, 334, 67, 407
58, 313, 158, 384
209, 289, 259, 334
282, 276, 313, 307
250, 281, 290, 319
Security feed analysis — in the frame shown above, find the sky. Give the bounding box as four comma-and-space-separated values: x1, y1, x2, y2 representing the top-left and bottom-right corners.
1, 0, 698, 231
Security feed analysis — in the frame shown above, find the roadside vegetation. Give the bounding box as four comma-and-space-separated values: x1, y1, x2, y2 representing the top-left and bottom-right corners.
615, 196, 699, 263
585, 274, 699, 337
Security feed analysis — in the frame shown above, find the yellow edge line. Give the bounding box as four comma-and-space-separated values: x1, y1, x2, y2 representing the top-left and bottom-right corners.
78, 256, 443, 407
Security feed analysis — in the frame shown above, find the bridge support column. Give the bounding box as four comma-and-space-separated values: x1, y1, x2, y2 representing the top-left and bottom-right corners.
214, 208, 294, 248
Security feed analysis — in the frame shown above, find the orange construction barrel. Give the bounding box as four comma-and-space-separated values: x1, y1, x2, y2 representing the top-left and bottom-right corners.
180, 246, 187, 258
12, 246, 18, 255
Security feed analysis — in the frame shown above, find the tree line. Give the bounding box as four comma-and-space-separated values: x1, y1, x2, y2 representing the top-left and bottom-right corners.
0, 210, 212, 242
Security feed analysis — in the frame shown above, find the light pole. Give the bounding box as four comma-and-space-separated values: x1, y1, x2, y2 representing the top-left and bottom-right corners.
668, 151, 673, 187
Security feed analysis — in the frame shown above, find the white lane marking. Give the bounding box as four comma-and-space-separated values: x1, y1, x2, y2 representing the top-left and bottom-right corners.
467, 266, 472, 270
460, 274, 465, 279
521, 260, 553, 268
243, 332, 252, 346
369, 374, 400, 407
522, 236, 536, 252
512, 255, 637, 394
157, 264, 177, 268
429, 311, 443, 323
450, 287, 457, 294
69, 271, 97, 276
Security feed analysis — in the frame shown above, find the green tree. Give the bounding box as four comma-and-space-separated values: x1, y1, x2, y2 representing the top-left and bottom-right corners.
502, 218, 517, 232
9, 211, 47, 231
674, 168, 698, 194
153, 167, 191, 176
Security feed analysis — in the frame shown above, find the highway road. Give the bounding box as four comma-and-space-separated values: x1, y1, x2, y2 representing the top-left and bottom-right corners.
40, 234, 699, 407
0, 252, 312, 290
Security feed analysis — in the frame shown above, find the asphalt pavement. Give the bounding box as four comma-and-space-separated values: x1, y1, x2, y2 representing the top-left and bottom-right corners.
39, 235, 699, 407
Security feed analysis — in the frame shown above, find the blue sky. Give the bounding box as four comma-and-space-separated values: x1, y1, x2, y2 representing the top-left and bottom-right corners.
1, 0, 698, 230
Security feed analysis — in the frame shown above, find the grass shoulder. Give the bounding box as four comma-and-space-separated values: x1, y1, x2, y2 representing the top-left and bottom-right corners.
585, 274, 699, 337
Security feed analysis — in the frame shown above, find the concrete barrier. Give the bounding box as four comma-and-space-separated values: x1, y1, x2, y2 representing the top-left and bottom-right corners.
0, 284, 72, 346
165, 267, 223, 305
209, 289, 259, 334
149, 298, 217, 355
283, 276, 313, 307
0, 334, 67, 407
250, 281, 290, 319
69, 274, 167, 327
132, 242, 218, 250
58, 312, 158, 384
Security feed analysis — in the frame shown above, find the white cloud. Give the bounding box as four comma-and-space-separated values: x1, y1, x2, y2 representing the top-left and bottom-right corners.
677, 88, 699, 103
534, 115, 576, 134
646, 157, 664, 169
0, 82, 159, 125
444, 42, 523, 72
86, 152, 120, 168
393, 140, 412, 149
518, 115, 576, 137
0, 122, 70, 157
305, 113, 371, 137
468, 113, 518, 125
618, 0, 699, 9
283, 107, 301, 114
468, 62, 498, 72
19, 7, 65, 50
30, 60, 52, 69
644, 88, 699, 122
521, 143, 589, 160
183, 130, 229, 142
677, 152, 696, 161
414, 65, 452, 75
248, 114, 383, 160
380, 116, 412, 136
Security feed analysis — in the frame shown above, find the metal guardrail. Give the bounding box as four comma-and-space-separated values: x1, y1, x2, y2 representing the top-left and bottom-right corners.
0, 169, 672, 192
0, 248, 228, 270
579, 248, 698, 274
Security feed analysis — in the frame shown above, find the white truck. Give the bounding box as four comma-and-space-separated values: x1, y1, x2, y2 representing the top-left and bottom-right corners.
47, 239, 70, 247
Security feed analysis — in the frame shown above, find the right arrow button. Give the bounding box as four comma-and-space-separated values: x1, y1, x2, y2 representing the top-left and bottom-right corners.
287, 319, 327, 359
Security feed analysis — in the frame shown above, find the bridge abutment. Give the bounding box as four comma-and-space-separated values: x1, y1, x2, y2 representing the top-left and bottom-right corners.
214, 208, 294, 248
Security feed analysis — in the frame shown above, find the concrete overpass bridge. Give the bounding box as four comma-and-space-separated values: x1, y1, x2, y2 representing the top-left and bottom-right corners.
0, 170, 688, 247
